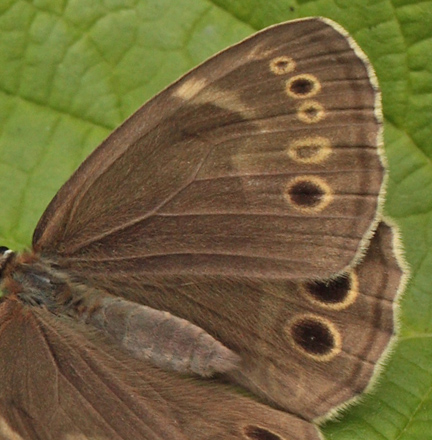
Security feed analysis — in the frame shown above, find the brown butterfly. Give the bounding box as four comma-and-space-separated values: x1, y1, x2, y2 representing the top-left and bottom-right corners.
0, 18, 405, 440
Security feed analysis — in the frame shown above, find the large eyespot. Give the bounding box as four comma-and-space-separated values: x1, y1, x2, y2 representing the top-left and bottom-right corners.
301, 273, 359, 310
244, 425, 282, 440
269, 56, 296, 75
286, 74, 321, 99
287, 136, 332, 164
287, 314, 341, 361
297, 100, 325, 124
284, 176, 332, 213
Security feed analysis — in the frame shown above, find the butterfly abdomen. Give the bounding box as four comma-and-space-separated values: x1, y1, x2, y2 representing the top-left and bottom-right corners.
84, 294, 241, 377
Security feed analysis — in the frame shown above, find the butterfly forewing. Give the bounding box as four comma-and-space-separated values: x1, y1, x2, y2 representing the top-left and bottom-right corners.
33, 18, 384, 280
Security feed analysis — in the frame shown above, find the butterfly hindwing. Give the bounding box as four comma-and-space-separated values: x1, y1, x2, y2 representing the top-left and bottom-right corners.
0, 299, 321, 440
226, 221, 404, 420
43, 220, 402, 421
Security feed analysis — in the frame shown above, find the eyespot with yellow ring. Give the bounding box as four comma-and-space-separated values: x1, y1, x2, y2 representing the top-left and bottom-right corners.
287, 136, 332, 164
284, 176, 333, 213
269, 56, 296, 75
297, 100, 326, 124
286, 314, 342, 361
286, 74, 321, 99
300, 273, 359, 310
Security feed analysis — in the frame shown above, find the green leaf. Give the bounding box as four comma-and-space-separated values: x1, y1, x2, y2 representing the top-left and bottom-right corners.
0, 0, 431, 439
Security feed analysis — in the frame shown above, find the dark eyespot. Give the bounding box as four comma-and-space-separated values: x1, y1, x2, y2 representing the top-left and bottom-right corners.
289, 180, 324, 208
290, 316, 338, 357
302, 273, 359, 310
284, 177, 332, 213
286, 74, 321, 98
244, 425, 282, 440
307, 277, 350, 304
291, 78, 313, 94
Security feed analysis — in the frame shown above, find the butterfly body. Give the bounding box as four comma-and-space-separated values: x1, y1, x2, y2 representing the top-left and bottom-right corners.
0, 17, 406, 440
0, 251, 240, 378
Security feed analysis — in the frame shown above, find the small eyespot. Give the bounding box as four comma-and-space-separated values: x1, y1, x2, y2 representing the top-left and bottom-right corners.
287, 136, 332, 164
286, 74, 321, 99
284, 176, 333, 213
244, 425, 282, 440
269, 56, 296, 75
301, 273, 359, 310
297, 100, 325, 124
287, 315, 341, 361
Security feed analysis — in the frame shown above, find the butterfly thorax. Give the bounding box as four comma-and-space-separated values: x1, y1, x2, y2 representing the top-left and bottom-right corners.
0, 247, 103, 318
